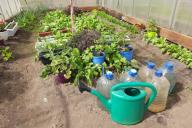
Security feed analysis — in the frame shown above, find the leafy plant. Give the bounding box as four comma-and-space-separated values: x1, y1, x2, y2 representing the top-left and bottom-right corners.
15, 10, 37, 31
0, 46, 13, 61
15, 9, 47, 31
144, 19, 192, 69
0, 22, 6, 32
146, 19, 158, 33
38, 10, 140, 86
93, 50, 103, 56
40, 10, 70, 33
95, 10, 138, 34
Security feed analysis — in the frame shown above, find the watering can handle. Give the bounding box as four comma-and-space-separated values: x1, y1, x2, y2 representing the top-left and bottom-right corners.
111, 82, 157, 108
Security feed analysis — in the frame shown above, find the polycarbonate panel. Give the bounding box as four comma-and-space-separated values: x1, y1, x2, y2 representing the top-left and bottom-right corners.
133, 0, 151, 21
75, 0, 97, 7
20, 0, 41, 9
0, 0, 21, 20
120, 0, 133, 16
103, 0, 113, 9
20, 0, 69, 9
174, 0, 192, 36
110, 0, 121, 12
51, 0, 67, 8
97, 0, 102, 6
149, 0, 175, 28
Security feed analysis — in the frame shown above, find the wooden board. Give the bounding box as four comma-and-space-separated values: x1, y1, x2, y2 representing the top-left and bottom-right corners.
100, 7, 145, 31
76, 6, 99, 11
159, 27, 192, 50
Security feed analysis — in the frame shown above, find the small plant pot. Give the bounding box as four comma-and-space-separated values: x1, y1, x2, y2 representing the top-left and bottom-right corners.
92, 52, 105, 65
55, 73, 70, 84
5, 21, 19, 37
39, 31, 52, 37
39, 52, 51, 65
0, 30, 8, 41
120, 45, 133, 61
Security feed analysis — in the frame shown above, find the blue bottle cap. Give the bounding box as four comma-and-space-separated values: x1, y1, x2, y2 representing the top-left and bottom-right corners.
147, 62, 156, 69
164, 61, 174, 71
105, 71, 114, 80
128, 69, 137, 77
155, 70, 163, 77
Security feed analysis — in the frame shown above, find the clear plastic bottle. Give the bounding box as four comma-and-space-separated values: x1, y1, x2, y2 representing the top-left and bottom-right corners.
96, 71, 118, 109
138, 62, 156, 82
148, 70, 170, 113
162, 61, 176, 94
119, 69, 140, 82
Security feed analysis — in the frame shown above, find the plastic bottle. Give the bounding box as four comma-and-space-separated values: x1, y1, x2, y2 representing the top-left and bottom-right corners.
96, 71, 118, 109
119, 69, 140, 82
138, 62, 156, 82
162, 61, 176, 94
148, 70, 170, 113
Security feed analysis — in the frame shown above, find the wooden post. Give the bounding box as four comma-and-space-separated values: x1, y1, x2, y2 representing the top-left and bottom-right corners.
70, 0, 75, 34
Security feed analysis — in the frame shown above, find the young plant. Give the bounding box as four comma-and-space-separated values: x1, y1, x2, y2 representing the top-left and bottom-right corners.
15, 10, 37, 31
40, 10, 70, 33
144, 19, 192, 69
0, 22, 6, 32
0, 46, 13, 61
95, 10, 138, 34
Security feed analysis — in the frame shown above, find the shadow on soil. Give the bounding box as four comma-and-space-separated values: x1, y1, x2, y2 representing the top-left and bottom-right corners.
167, 82, 184, 109
0, 66, 26, 103
6, 30, 35, 61
54, 85, 71, 128
144, 82, 184, 122
9, 30, 33, 44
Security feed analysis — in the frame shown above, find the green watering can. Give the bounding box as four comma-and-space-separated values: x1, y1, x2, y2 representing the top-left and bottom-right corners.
79, 81, 157, 125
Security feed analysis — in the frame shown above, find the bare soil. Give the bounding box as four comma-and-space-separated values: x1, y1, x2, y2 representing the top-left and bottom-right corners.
0, 31, 192, 128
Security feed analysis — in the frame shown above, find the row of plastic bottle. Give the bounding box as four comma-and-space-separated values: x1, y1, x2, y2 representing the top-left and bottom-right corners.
96, 61, 176, 113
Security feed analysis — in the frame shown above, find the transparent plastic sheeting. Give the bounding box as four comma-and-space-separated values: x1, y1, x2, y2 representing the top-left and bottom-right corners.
100, 0, 192, 37
174, 0, 192, 36
0, 0, 97, 19
0, 0, 21, 20
19, 0, 69, 9
1, 0, 192, 36
149, 0, 175, 28
20, 0, 97, 9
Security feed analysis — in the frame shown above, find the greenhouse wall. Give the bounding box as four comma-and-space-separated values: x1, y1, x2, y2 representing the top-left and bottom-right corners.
0, 0, 98, 20
19, 0, 98, 9
100, 0, 192, 37
1, 0, 192, 36
0, 0, 21, 20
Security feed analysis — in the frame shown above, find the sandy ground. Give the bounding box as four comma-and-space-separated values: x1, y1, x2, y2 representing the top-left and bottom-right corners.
0, 31, 192, 128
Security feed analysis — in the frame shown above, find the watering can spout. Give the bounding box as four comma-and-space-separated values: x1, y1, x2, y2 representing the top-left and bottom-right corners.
78, 81, 111, 111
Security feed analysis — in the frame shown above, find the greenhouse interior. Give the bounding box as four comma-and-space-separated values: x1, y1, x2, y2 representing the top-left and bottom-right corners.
0, 0, 192, 128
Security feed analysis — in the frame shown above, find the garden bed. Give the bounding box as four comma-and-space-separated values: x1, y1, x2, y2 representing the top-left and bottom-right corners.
34, 10, 140, 86
0, 7, 192, 128
0, 21, 192, 128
